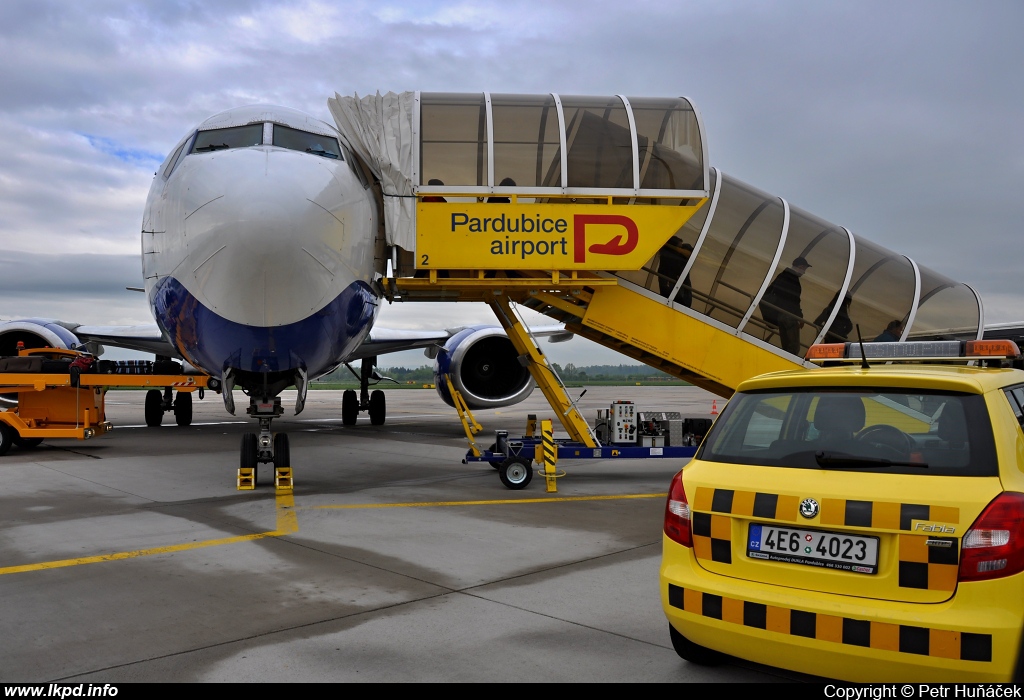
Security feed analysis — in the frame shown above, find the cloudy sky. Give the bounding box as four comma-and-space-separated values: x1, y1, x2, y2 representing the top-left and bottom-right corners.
0, 0, 1021, 366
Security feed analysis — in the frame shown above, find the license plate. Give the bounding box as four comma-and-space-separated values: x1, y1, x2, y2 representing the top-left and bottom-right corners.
747, 524, 879, 574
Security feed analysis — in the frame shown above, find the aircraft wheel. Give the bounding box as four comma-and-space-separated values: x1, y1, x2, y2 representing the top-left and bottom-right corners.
369, 390, 386, 426
174, 391, 193, 426
342, 390, 358, 425
498, 456, 533, 490
241, 433, 258, 482
273, 433, 290, 468
13, 435, 43, 449
144, 389, 163, 427
0, 422, 13, 456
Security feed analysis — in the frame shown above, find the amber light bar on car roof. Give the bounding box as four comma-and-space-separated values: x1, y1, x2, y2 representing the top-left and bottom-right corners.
806, 339, 1022, 363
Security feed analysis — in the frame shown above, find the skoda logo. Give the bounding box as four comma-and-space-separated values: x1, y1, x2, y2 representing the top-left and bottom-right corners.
799, 498, 820, 519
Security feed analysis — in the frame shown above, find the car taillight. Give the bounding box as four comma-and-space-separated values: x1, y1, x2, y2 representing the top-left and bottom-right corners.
664, 471, 692, 547
959, 492, 1024, 582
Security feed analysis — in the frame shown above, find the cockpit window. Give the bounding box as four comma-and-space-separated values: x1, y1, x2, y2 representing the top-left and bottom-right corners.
272, 124, 342, 159
190, 124, 264, 153
163, 140, 188, 178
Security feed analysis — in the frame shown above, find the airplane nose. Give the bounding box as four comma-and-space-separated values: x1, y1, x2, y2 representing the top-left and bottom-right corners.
181, 150, 358, 327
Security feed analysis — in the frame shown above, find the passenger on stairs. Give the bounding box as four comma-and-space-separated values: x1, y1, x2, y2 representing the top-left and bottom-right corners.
657, 237, 693, 308
487, 177, 516, 203
760, 257, 811, 356
814, 292, 853, 342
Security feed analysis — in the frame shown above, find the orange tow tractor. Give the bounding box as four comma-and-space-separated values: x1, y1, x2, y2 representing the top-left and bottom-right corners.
0, 347, 211, 454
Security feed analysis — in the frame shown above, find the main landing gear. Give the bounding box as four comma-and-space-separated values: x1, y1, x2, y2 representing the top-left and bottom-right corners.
341, 356, 391, 426
144, 388, 194, 427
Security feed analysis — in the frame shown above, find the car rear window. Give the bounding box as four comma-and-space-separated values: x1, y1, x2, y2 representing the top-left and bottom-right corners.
697, 388, 997, 476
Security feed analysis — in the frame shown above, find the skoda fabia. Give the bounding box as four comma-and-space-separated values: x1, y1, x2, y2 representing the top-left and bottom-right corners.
661, 340, 1024, 682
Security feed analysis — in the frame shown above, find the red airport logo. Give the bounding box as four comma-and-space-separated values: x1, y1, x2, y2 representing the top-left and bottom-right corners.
449, 211, 642, 263
573, 215, 639, 263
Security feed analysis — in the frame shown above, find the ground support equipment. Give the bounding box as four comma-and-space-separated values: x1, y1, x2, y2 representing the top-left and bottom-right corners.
487, 295, 598, 448
0, 349, 210, 456
464, 423, 698, 491
445, 375, 483, 456
540, 419, 558, 493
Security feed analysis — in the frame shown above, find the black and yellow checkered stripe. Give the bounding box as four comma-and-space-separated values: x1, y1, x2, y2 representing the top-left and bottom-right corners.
693, 487, 959, 530
541, 424, 556, 466
898, 534, 959, 591
668, 584, 991, 662
692, 512, 732, 564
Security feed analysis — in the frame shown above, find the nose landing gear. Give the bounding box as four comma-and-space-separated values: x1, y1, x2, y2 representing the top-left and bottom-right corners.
237, 396, 292, 491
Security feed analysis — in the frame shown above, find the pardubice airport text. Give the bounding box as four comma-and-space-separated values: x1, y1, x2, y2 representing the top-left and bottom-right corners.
450, 213, 570, 260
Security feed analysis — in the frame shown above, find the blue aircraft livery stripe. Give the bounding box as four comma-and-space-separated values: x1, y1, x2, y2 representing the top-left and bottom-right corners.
150, 276, 377, 375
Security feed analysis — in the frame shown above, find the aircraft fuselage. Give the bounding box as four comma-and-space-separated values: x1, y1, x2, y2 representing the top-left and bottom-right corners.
141, 105, 381, 389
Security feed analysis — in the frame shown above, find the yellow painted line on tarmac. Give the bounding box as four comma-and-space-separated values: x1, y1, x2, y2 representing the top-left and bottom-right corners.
0, 493, 667, 574
0, 532, 279, 575
0, 490, 299, 576
275, 491, 298, 533
312, 493, 667, 510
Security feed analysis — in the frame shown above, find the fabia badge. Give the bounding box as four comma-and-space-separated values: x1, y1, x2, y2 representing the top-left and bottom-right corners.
799, 498, 820, 519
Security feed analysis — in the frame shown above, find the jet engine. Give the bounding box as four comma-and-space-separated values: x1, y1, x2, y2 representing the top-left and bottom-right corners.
0, 319, 83, 356
0, 319, 86, 406
434, 327, 535, 410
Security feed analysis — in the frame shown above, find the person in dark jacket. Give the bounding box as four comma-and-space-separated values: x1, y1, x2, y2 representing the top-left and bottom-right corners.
814, 292, 853, 342
657, 237, 693, 307
760, 257, 811, 355
421, 178, 447, 202
488, 177, 516, 203
874, 320, 903, 342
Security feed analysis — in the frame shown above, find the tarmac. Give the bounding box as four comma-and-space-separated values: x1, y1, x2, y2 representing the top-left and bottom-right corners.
0, 385, 794, 682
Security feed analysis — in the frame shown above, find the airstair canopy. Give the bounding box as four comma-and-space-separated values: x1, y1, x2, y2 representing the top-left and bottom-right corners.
328, 91, 709, 253
332, 89, 983, 397
606, 167, 984, 363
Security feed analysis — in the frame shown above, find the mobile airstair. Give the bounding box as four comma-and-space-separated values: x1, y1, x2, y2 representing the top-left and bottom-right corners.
330, 91, 985, 475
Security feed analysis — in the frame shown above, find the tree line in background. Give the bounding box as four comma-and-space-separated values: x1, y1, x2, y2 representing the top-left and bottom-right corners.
313, 363, 678, 383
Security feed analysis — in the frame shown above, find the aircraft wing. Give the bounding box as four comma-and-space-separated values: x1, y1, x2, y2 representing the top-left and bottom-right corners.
347, 327, 450, 360
2, 317, 570, 363
346, 324, 573, 362
0, 317, 182, 359
983, 322, 1024, 343
67, 323, 180, 358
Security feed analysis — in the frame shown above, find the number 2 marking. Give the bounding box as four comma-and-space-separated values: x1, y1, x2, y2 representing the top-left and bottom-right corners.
421, 254, 429, 266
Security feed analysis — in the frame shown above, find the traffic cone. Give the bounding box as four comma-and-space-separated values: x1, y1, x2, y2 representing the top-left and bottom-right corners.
710, 400, 718, 416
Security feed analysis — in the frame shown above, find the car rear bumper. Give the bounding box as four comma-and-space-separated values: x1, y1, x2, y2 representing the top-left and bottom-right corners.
660, 536, 1023, 682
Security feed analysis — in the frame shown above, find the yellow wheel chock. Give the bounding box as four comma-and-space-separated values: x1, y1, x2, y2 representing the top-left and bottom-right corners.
275, 467, 293, 491
237, 467, 256, 490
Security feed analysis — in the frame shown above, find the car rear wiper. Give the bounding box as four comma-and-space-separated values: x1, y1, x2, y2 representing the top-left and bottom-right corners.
194, 143, 229, 152
814, 451, 928, 468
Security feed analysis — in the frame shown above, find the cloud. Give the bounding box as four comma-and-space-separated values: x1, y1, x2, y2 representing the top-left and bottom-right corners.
81, 135, 164, 167
0, 120, 152, 254
0, 252, 142, 296
0, 0, 1022, 367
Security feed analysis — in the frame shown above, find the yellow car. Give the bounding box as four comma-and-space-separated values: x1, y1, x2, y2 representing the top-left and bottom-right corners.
660, 340, 1024, 682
